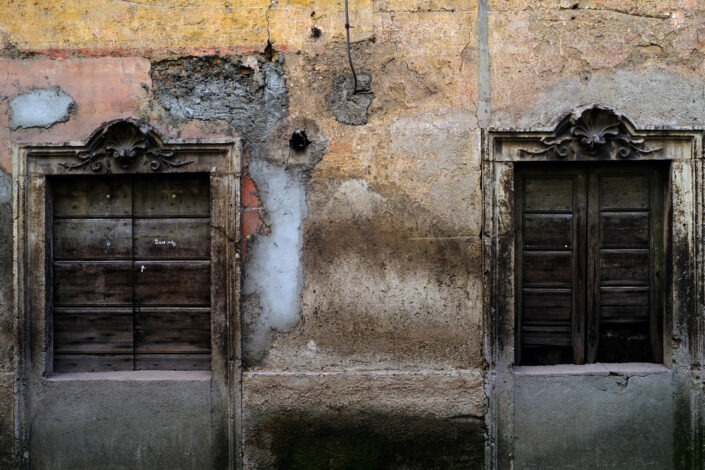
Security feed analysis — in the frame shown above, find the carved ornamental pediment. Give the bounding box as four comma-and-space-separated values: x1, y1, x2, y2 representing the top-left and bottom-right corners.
60, 119, 192, 172
520, 105, 661, 160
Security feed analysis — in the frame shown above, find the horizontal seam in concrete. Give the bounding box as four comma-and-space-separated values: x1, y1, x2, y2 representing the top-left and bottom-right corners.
46, 371, 212, 382
243, 369, 484, 377
514, 363, 671, 377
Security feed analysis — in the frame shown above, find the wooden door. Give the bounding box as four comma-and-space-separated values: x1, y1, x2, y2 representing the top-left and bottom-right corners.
51, 174, 211, 372
515, 167, 587, 365
587, 167, 664, 363
516, 163, 665, 365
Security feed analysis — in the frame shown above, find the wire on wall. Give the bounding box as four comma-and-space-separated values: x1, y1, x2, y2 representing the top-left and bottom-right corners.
344, 0, 359, 93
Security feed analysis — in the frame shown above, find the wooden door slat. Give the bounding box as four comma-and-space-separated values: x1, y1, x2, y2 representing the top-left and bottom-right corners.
54, 261, 133, 306
600, 212, 649, 248
133, 174, 210, 217
599, 175, 649, 210
523, 177, 574, 212
54, 218, 132, 260
54, 354, 134, 373
523, 214, 572, 250
134, 260, 211, 306
135, 354, 210, 371
52, 177, 132, 217
54, 308, 133, 354
599, 249, 650, 285
134, 218, 211, 259
522, 251, 572, 288
135, 308, 211, 353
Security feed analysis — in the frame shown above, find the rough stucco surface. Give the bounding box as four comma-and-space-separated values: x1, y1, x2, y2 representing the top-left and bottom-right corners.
0, 0, 704, 468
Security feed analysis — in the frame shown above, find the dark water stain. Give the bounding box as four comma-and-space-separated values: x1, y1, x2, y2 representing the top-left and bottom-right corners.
249, 412, 485, 470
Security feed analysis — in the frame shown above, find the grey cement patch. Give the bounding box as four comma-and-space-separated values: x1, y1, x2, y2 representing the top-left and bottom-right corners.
513, 371, 673, 469
325, 73, 375, 125
9, 87, 75, 130
151, 56, 287, 144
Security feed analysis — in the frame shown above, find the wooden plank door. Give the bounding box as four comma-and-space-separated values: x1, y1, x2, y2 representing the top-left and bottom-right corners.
516, 167, 587, 365
52, 176, 135, 372
133, 174, 211, 370
52, 174, 212, 372
587, 165, 664, 363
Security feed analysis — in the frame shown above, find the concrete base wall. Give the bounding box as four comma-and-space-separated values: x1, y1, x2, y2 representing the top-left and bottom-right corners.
28, 372, 225, 470
512, 365, 673, 470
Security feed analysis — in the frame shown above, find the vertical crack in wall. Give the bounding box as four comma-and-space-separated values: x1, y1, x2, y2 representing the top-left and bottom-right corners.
476, 0, 491, 127
150, 55, 325, 365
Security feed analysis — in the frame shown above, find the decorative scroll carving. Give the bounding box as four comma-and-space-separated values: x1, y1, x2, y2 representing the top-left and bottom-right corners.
60, 120, 193, 172
521, 105, 661, 160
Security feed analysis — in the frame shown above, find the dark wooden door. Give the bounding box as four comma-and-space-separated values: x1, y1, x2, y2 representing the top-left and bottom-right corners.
51, 174, 211, 372
516, 163, 665, 365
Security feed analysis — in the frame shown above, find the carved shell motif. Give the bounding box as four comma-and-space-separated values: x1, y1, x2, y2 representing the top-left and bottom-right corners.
60, 120, 192, 172
521, 105, 660, 160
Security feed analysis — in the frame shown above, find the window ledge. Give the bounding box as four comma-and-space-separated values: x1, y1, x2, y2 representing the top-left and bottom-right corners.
513, 362, 670, 378
46, 370, 212, 382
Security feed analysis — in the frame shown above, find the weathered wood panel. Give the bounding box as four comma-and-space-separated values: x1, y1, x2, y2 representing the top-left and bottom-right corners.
54, 261, 133, 306
135, 308, 211, 353
523, 177, 574, 212
522, 289, 572, 322
134, 261, 211, 306
600, 212, 649, 248
52, 177, 132, 217
135, 354, 210, 371
54, 218, 132, 260
53, 354, 133, 373
133, 174, 210, 217
523, 214, 572, 250
600, 249, 650, 285
599, 175, 649, 210
522, 252, 572, 288
54, 308, 133, 354
133, 218, 210, 259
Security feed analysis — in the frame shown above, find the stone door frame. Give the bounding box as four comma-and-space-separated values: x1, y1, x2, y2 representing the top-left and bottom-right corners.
12, 119, 242, 469
482, 105, 704, 469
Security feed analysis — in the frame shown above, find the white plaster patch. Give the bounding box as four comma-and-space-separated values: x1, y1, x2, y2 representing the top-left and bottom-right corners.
243, 159, 308, 357
9, 87, 75, 130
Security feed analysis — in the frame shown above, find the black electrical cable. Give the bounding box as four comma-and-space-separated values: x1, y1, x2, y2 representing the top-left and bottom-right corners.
344, 0, 359, 93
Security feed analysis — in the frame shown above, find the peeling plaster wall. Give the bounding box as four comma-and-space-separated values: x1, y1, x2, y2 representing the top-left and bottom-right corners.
0, 0, 704, 468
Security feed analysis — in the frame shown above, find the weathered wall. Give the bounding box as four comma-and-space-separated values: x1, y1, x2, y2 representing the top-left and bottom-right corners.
0, 0, 703, 468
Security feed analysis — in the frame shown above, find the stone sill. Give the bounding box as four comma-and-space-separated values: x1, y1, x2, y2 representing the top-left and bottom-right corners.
513, 362, 670, 377
46, 370, 212, 382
